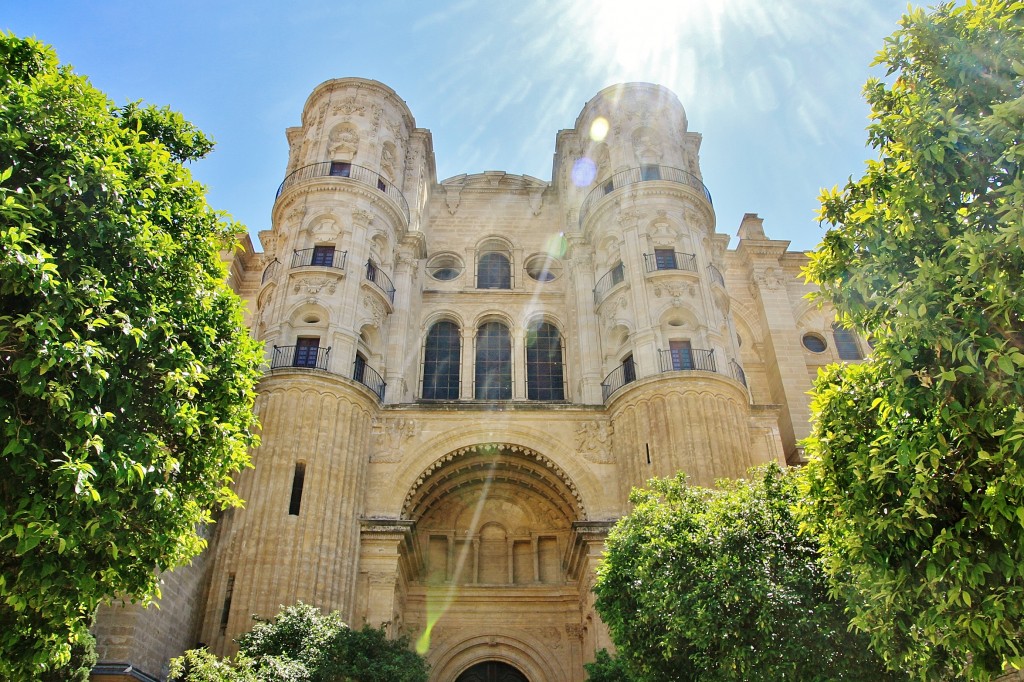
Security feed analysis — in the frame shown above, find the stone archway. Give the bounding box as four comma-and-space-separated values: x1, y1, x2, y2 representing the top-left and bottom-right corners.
455, 661, 529, 682
399, 443, 588, 682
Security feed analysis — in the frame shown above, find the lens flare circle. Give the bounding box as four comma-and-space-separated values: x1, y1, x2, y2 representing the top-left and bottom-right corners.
589, 116, 609, 142
571, 157, 597, 187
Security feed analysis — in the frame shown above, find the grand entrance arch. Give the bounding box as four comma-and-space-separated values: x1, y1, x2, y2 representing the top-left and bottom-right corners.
455, 661, 529, 682
393, 443, 602, 682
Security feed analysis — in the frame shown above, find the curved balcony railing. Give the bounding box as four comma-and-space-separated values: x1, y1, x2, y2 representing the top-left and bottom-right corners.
291, 248, 347, 270
270, 345, 331, 372
643, 251, 697, 273
601, 358, 637, 402
658, 348, 716, 373
579, 165, 712, 228
593, 262, 625, 305
276, 162, 410, 223
707, 264, 725, 288
353, 358, 386, 401
261, 258, 280, 285
730, 359, 747, 387
365, 261, 396, 303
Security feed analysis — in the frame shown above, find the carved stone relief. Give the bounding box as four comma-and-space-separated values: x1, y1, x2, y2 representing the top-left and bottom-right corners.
293, 276, 337, 296
575, 421, 614, 463
370, 417, 418, 463
361, 293, 386, 326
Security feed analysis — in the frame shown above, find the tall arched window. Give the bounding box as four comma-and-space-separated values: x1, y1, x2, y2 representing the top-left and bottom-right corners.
832, 322, 863, 361
422, 321, 461, 400
475, 321, 512, 400
526, 322, 565, 400
477, 252, 511, 289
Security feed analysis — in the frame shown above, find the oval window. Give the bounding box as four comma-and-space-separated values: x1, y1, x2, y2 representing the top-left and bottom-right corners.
802, 333, 827, 353
427, 254, 464, 281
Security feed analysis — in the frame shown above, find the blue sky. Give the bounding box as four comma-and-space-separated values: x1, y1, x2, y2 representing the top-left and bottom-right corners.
6, 1, 909, 251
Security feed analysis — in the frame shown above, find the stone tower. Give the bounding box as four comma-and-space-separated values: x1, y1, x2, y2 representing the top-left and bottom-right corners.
91, 79, 865, 682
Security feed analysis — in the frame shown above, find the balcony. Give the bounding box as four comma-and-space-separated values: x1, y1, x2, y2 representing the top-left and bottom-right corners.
707, 264, 725, 288
593, 262, 625, 305
579, 165, 712, 228
270, 344, 331, 371
365, 261, 396, 303
601, 358, 637, 402
291, 247, 348, 271
353, 357, 386, 401
730, 359, 747, 387
261, 258, 280, 285
643, 251, 697, 273
658, 348, 716, 373
275, 161, 410, 224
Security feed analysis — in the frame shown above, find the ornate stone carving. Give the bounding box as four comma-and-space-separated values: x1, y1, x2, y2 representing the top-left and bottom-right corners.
328, 125, 359, 157
370, 417, 418, 463
332, 97, 365, 117
293, 276, 337, 296
361, 293, 386, 325
575, 421, 614, 463
565, 623, 585, 640
653, 282, 697, 307
616, 208, 643, 228
352, 209, 375, 228
753, 266, 783, 290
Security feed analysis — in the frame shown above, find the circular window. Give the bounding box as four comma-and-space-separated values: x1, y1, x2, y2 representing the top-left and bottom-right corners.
427, 254, 463, 281
525, 255, 561, 282
802, 333, 827, 353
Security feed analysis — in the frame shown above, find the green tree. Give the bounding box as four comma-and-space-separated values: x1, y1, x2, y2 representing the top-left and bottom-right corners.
593, 465, 899, 681
169, 602, 430, 682
801, 2, 1024, 678
584, 649, 638, 682
0, 34, 263, 677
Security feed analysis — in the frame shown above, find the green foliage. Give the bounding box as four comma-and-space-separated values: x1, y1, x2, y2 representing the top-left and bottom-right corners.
584, 649, 638, 682
39, 626, 97, 682
593, 465, 899, 681
0, 33, 262, 677
802, 1, 1024, 678
169, 602, 430, 682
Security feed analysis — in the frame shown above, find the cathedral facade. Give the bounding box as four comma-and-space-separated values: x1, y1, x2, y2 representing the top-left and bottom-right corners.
91, 78, 865, 682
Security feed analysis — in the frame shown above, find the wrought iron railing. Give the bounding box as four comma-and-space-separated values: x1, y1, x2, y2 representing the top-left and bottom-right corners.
707, 264, 725, 287
601, 359, 637, 402
275, 162, 410, 223
291, 248, 347, 270
730, 359, 747, 387
643, 251, 697, 273
365, 261, 396, 303
261, 258, 280, 285
270, 345, 331, 371
353, 359, 386, 400
593, 262, 625, 305
658, 348, 716, 373
579, 165, 712, 227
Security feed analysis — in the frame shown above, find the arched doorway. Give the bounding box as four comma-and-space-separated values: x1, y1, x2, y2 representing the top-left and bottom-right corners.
455, 661, 529, 682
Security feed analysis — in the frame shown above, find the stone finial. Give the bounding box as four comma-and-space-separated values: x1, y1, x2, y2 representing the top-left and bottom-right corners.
737, 213, 766, 240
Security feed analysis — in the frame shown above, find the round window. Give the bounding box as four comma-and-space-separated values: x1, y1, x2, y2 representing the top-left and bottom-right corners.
525, 255, 561, 282
427, 254, 464, 281
802, 333, 827, 353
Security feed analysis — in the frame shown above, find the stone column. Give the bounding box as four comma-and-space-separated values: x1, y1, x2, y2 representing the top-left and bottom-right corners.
735, 214, 813, 460
358, 519, 416, 630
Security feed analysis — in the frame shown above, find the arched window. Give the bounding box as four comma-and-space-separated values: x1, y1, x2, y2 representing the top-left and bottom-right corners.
526, 322, 565, 400
477, 252, 511, 289
422, 321, 461, 400
832, 323, 863, 360
475, 321, 511, 400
